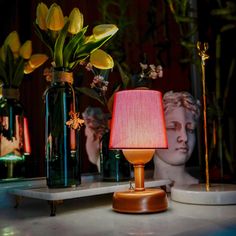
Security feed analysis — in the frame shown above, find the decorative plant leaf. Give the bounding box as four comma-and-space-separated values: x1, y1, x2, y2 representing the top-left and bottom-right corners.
0, 60, 7, 85
220, 24, 236, 33
63, 26, 88, 68
33, 22, 54, 57
180, 40, 196, 49
73, 34, 114, 63
116, 62, 130, 88
175, 16, 195, 23
6, 46, 14, 86
12, 57, 25, 87
54, 21, 70, 67
211, 8, 234, 16
76, 87, 106, 105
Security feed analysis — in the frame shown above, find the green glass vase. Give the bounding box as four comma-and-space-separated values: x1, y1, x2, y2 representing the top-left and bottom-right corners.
44, 70, 81, 188
100, 131, 131, 182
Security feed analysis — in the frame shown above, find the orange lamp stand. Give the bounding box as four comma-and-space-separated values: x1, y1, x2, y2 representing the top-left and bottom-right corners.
112, 150, 168, 213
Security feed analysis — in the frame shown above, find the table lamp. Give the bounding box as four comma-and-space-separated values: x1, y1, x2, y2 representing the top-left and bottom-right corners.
109, 89, 168, 213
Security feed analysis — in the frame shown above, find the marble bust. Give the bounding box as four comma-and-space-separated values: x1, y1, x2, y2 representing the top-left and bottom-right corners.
82, 107, 109, 172
153, 91, 201, 188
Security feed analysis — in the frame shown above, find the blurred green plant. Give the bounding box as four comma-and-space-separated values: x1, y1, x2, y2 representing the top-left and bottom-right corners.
204, 1, 236, 179
165, 0, 236, 180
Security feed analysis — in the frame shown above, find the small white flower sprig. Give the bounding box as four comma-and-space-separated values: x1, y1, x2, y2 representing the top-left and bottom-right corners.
85, 62, 109, 97
139, 63, 163, 80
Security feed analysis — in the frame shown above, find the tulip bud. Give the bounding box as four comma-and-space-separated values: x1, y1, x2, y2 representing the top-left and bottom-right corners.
36, 2, 48, 30
24, 62, 35, 74
93, 24, 118, 40
4, 31, 21, 58
46, 3, 64, 31
24, 54, 48, 74
28, 54, 48, 69
84, 35, 95, 44
90, 49, 114, 69
20, 40, 32, 59
68, 8, 84, 35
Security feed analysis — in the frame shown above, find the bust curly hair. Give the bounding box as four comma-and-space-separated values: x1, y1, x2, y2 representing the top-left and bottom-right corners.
162, 91, 201, 121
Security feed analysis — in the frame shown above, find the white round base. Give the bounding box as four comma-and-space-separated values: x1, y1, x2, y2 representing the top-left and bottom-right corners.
171, 183, 236, 205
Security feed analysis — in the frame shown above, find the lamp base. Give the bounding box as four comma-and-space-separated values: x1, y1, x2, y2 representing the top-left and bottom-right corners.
112, 188, 168, 213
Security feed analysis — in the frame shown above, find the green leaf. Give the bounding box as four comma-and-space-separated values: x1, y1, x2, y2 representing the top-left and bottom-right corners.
211, 8, 233, 16
220, 24, 236, 33
116, 62, 130, 88
72, 34, 115, 63
75, 87, 106, 105
175, 16, 195, 23
12, 57, 25, 87
34, 22, 54, 57
5, 46, 14, 86
63, 26, 88, 68
54, 21, 70, 68
0, 60, 8, 85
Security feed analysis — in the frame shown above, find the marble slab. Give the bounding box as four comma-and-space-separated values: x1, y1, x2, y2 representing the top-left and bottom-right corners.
8, 179, 171, 201
171, 183, 236, 205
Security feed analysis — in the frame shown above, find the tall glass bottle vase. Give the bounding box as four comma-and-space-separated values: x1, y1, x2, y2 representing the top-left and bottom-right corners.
44, 70, 81, 188
0, 87, 30, 179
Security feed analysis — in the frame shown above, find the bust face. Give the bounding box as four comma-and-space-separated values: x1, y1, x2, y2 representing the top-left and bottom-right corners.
156, 106, 196, 166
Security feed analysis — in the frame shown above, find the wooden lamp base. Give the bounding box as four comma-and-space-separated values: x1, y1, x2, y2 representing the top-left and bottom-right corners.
112, 188, 168, 213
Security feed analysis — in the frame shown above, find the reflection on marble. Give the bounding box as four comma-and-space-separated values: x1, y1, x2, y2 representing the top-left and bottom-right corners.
0, 194, 236, 236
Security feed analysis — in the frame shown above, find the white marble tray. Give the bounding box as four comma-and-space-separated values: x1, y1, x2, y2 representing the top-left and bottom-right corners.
9, 179, 170, 200
8, 179, 171, 216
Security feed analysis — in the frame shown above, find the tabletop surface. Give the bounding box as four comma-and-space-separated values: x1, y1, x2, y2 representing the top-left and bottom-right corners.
1, 192, 236, 236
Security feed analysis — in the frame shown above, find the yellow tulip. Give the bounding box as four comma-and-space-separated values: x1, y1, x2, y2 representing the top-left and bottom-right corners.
24, 54, 48, 74
68, 8, 84, 35
84, 35, 95, 44
46, 3, 64, 31
24, 63, 35, 74
90, 49, 114, 69
3, 31, 21, 58
36, 2, 48, 30
93, 24, 118, 40
28, 54, 48, 69
19, 40, 32, 59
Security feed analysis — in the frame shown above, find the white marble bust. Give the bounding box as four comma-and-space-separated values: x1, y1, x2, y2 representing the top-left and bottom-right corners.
153, 91, 201, 188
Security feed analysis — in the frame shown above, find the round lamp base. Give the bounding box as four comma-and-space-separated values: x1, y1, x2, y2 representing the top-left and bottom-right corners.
112, 188, 168, 213
171, 183, 236, 205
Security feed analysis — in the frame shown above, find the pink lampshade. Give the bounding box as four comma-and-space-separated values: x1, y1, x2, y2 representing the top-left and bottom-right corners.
109, 90, 168, 149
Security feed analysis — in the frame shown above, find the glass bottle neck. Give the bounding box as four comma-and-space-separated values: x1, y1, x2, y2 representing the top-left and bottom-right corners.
2, 88, 20, 100
52, 70, 74, 85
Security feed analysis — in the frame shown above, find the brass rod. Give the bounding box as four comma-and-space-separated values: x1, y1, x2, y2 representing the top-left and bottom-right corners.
197, 42, 210, 191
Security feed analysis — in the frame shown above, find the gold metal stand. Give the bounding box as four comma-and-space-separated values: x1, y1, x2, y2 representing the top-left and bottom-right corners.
197, 42, 210, 191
